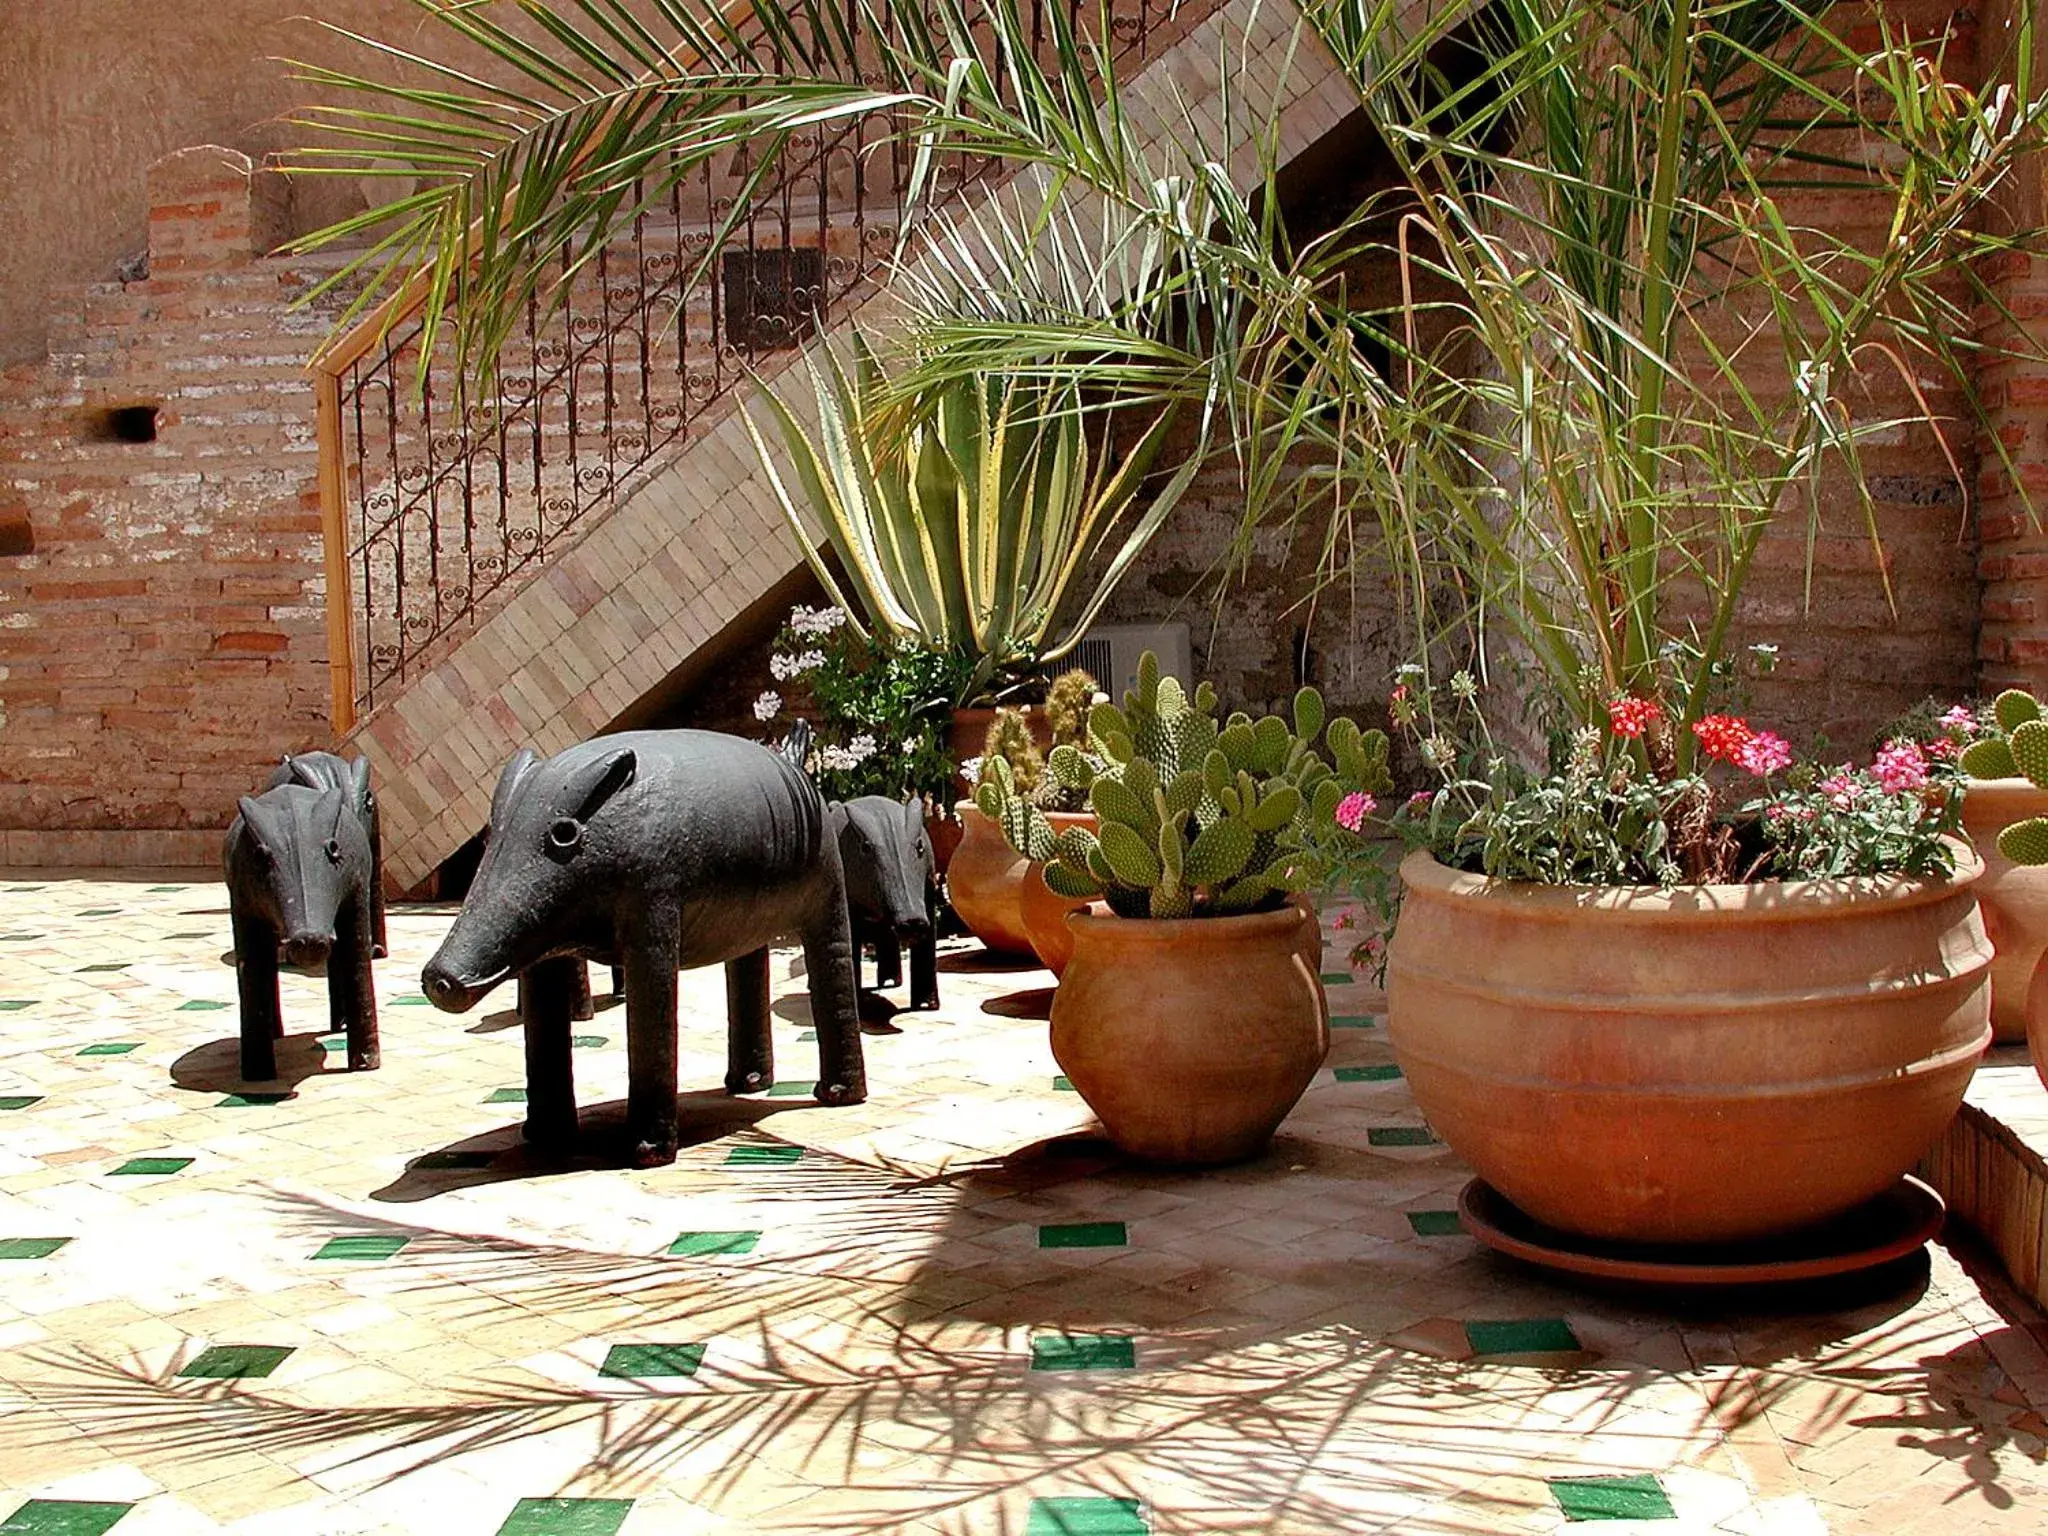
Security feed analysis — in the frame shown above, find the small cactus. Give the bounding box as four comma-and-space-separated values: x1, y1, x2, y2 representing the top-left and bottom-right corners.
977, 707, 1043, 799
979, 651, 1392, 918
1034, 668, 1104, 812
1968, 686, 2048, 866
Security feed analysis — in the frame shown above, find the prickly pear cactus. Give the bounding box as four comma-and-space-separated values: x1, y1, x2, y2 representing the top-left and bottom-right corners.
1973, 687, 2048, 866
991, 651, 1392, 919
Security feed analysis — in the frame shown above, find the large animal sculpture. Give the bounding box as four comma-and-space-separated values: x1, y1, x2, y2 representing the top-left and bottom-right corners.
224, 780, 381, 1080
833, 796, 939, 1010
269, 751, 386, 957
420, 731, 865, 1166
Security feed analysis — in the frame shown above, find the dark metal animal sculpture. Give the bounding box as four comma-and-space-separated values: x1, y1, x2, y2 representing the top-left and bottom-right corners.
419, 730, 866, 1167
224, 782, 381, 1080
269, 751, 386, 957
833, 796, 939, 1010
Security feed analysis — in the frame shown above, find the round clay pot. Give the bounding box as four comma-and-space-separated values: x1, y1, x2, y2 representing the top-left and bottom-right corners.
1961, 776, 2048, 1043
1386, 848, 1991, 1246
1053, 903, 1329, 1164
2025, 951, 2048, 1094
1019, 811, 1098, 976
946, 803, 1036, 956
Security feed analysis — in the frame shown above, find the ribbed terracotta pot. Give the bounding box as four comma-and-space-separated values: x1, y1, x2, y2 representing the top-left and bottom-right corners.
1019, 811, 1098, 976
1961, 776, 2048, 1044
1386, 848, 1991, 1246
1052, 903, 1329, 1164
946, 803, 1035, 956
2024, 951, 2048, 1095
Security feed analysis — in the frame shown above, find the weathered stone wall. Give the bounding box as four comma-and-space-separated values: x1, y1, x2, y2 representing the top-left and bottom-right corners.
0, 148, 345, 867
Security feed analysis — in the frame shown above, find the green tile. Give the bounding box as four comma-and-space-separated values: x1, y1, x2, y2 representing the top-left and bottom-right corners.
0, 934, 42, 942
77, 1043, 140, 1057
165, 931, 214, 941
1039, 1221, 1128, 1249
147, 886, 184, 893
0, 1500, 134, 1536
217, 1093, 290, 1108
414, 1150, 496, 1171
600, 1342, 706, 1379
0, 1096, 44, 1111
1335, 1064, 1402, 1082
77, 910, 121, 919
1030, 1332, 1136, 1371
764, 1080, 816, 1098
1329, 1014, 1375, 1029
314, 1235, 411, 1262
572, 1034, 607, 1048
485, 1087, 528, 1104
1025, 1499, 1149, 1536
110, 1157, 191, 1176
388, 994, 434, 1006
1318, 970, 1351, 985
320, 1037, 349, 1054
1406, 1210, 1464, 1237
6, 884, 45, 891
1367, 1126, 1437, 1147
75, 963, 128, 972
724, 1144, 801, 1166
796, 1029, 817, 1043
178, 1344, 294, 1380
1549, 1474, 1675, 1522
1466, 1318, 1581, 1356
0, 1238, 71, 1260
667, 1230, 761, 1257
495, 1497, 634, 1536
0, 1000, 35, 1011
176, 1000, 228, 1012
1053, 1074, 1077, 1092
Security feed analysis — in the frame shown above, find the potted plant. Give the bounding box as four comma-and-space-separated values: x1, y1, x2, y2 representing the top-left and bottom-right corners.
1358, 676, 1989, 1246
949, 706, 1051, 956
980, 653, 1390, 1163
964, 668, 1104, 973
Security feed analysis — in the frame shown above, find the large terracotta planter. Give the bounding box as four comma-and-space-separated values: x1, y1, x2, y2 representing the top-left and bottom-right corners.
1019, 811, 1098, 976
1052, 903, 1329, 1164
946, 803, 1035, 956
1961, 776, 2048, 1043
1386, 848, 1991, 1246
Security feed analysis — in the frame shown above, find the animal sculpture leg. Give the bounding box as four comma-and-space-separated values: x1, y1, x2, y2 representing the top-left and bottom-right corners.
232, 910, 282, 1082
521, 956, 582, 1149
623, 905, 683, 1166
805, 867, 866, 1106
337, 892, 381, 1071
724, 947, 773, 1095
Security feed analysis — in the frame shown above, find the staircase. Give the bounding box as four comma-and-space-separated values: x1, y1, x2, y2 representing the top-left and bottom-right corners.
319, 0, 1363, 891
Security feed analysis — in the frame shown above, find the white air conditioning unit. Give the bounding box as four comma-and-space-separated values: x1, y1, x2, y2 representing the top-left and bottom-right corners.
1068, 622, 1192, 699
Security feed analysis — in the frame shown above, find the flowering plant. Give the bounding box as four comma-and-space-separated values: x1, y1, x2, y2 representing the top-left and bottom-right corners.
1363, 667, 1959, 895
753, 604, 979, 802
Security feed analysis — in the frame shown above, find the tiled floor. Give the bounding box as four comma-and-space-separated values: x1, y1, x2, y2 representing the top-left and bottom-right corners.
4, 875, 2048, 1533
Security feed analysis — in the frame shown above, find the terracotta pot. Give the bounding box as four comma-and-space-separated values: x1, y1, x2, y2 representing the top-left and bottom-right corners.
1961, 776, 2048, 1044
946, 803, 1036, 956
945, 705, 1052, 802
1019, 811, 1098, 976
1053, 903, 1329, 1164
1386, 848, 1991, 1246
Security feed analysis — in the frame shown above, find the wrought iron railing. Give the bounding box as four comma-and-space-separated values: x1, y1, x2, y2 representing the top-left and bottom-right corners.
311, 0, 1202, 731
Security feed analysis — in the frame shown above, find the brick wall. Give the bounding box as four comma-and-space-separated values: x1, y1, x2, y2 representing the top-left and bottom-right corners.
0, 147, 345, 868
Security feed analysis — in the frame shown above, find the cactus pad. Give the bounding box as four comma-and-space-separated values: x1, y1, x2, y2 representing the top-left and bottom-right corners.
1999, 816, 2048, 866
1996, 689, 2043, 733
1961, 737, 2019, 781
2011, 719, 2048, 788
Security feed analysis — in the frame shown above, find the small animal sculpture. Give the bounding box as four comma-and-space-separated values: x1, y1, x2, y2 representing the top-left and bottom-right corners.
269, 751, 386, 957
420, 730, 865, 1166
832, 795, 939, 1010
224, 781, 381, 1080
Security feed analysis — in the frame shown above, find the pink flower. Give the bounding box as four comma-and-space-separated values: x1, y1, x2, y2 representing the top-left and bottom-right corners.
1927, 735, 1959, 761
1407, 790, 1434, 811
1736, 729, 1793, 777
1818, 769, 1860, 809
1334, 791, 1376, 833
1872, 739, 1929, 795
1940, 705, 1975, 733
1691, 714, 1756, 765
1608, 696, 1663, 739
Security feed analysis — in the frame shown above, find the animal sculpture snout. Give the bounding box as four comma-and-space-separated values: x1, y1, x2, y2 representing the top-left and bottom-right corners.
420, 965, 476, 1013
282, 934, 333, 970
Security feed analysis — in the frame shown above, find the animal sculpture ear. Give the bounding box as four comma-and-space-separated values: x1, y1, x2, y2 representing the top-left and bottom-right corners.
492, 748, 542, 825
236, 796, 276, 857
348, 755, 372, 806
562, 746, 637, 820
285, 754, 322, 788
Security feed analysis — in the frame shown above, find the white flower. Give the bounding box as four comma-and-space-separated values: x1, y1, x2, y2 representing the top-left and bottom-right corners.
769, 653, 800, 681
753, 691, 782, 722
846, 733, 877, 763
820, 745, 857, 772
787, 604, 851, 638
793, 649, 826, 674
959, 755, 984, 784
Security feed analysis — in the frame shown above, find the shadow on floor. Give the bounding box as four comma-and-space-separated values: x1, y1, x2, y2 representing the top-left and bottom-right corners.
980, 986, 1055, 1021
368, 1089, 817, 1202
168, 1034, 338, 1097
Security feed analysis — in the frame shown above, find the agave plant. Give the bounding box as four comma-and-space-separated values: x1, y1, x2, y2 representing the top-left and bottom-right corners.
740, 338, 1200, 696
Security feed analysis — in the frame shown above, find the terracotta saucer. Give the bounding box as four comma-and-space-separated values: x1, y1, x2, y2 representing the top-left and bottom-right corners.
1458, 1176, 1945, 1286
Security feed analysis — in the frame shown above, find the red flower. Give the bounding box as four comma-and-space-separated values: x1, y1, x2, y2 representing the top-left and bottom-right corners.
1691, 714, 1756, 765
1607, 696, 1662, 739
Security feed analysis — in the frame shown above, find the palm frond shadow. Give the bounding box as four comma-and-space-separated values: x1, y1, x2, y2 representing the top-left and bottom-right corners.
17, 1127, 2018, 1525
